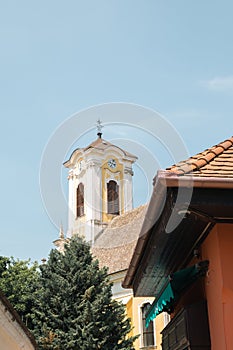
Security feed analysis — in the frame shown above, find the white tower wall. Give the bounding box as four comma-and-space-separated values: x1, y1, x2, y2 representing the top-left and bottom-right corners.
64, 137, 137, 245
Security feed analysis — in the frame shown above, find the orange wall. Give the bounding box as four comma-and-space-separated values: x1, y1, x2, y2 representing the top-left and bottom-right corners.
202, 224, 233, 350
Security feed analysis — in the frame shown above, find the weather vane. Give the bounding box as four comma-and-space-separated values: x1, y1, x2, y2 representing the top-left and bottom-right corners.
96, 119, 103, 138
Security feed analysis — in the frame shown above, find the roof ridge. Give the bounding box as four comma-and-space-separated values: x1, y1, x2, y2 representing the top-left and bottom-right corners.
109, 204, 147, 229
167, 136, 233, 175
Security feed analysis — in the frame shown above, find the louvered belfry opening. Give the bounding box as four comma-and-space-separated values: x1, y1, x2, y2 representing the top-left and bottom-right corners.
107, 180, 119, 215
76, 183, 84, 217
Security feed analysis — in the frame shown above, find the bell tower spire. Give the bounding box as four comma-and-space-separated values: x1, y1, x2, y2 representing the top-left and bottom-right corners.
63, 127, 137, 246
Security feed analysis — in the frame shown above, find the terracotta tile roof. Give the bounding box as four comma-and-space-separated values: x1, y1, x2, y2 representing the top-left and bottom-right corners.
92, 205, 147, 274
167, 137, 233, 178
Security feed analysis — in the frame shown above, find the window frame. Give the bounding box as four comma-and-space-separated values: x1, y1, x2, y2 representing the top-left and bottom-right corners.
76, 183, 84, 218
107, 180, 119, 215
140, 302, 156, 348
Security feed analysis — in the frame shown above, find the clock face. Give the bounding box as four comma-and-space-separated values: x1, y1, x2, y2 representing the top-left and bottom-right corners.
108, 158, 117, 169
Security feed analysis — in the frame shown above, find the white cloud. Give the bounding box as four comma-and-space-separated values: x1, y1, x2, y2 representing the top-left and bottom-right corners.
202, 75, 233, 91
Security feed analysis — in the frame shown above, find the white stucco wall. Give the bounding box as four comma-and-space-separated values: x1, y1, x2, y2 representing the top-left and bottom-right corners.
0, 296, 36, 350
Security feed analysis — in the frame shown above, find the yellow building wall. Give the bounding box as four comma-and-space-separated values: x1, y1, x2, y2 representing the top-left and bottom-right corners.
125, 296, 168, 350
0, 314, 35, 350
0, 328, 27, 350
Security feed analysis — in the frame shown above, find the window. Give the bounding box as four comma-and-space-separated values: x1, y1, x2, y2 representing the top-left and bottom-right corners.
141, 303, 155, 347
76, 183, 84, 217
107, 180, 119, 215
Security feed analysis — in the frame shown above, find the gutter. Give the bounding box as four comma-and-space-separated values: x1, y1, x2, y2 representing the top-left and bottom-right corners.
161, 171, 233, 189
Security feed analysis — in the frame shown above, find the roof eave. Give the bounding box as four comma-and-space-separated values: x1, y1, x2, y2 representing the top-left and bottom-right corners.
162, 172, 233, 189
122, 171, 167, 289
122, 170, 233, 290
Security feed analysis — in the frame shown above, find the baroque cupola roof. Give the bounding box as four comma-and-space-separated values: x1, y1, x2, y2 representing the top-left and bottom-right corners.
64, 136, 137, 167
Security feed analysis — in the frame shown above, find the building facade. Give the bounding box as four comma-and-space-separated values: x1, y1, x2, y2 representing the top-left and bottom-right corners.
0, 290, 37, 350
123, 136, 233, 350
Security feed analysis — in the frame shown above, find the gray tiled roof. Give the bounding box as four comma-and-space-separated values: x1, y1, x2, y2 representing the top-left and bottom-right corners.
92, 205, 147, 274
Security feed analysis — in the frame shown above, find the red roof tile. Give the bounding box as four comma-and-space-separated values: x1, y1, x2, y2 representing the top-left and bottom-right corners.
167, 137, 233, 178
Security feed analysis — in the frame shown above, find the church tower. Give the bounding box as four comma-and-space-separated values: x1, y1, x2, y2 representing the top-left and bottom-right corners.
63, 122, 137, 245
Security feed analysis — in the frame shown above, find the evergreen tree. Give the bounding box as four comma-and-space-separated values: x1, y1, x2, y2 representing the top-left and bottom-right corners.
0, 256, 39, 329
32, 236, 137, 350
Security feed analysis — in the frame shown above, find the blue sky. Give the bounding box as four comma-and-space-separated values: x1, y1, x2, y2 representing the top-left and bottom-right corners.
1, 1, 233, 262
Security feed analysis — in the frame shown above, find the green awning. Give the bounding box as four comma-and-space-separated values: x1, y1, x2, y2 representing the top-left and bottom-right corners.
145, 261, 209, 327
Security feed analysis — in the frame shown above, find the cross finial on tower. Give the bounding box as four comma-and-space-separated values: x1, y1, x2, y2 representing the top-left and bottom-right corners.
96, 119, 103, 138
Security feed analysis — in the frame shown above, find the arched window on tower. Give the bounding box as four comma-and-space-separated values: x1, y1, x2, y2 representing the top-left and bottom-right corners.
76, 183, 84, 217
141, 303, 155, 348
107, 180, 119, 215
